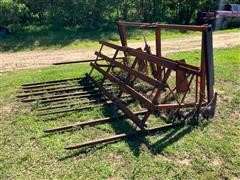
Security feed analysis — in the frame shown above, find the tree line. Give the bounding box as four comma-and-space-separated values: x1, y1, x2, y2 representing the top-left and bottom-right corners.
0, 0, 239, 31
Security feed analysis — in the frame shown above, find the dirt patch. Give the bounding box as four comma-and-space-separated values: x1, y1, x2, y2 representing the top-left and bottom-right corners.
176, 158, 192, 166
0, 32, 239, 72
0, 104, 13, 116
156, 153, 192, 166
212, 158, 222, 166
107, 153, 124, 165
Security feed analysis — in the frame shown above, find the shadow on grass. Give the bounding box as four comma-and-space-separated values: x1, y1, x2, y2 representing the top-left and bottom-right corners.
59, 122, 192, 161
22, 74, 201, 160
0, 24, 199, 52
59, 95, 197, 161
0, 25, 120, 52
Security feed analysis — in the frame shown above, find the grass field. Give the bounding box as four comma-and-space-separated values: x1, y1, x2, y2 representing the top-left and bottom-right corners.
0, 46, 240, 179
0, 25, 239, 52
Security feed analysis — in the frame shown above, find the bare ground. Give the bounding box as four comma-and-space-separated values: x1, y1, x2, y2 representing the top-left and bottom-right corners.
0, 32, 239, 73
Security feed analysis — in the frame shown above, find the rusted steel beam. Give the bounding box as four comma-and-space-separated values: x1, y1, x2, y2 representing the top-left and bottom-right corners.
65, 123, 183, 150
90, 63, 156, 111
19, 89, 103, 102
117, 21, 152, 27
155, 27, 162, 57
95, 52, 167, 90
127, 48, 200, 75
37, 94, 130, 111
23, 92, 104, 104
22, 77, 85, 87
99, 41, 200, 75
18, 86, 100, 98
117, 22, 129, 65
156, 103, 206, 110
19, 84, 113, 100
15, 21, 216, 151
37, 99, 108, 111
37, 102, 113, 116
21, 82, 113, 94
22, 82, 70, 90
53, 59, 103, 65
144, 44, 158, 78
21, 84, 80, 93
52, 58, 121, 66
44, 110, 147, 133
117, 21, 209, 32
199, 31, 207, 106
162, 68, 172, 83
21, 79, 90, 90
99, 40, 126, 51
86, 73, 146, 130
117, 22, 127, 46
155, 27, 163, 80
147, 24, 208, 32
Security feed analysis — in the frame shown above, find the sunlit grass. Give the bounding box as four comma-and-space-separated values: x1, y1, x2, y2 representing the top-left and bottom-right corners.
0, 46, 239, 179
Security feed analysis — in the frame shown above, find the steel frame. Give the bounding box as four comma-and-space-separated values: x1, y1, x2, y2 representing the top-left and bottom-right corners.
17, 21, 217, 151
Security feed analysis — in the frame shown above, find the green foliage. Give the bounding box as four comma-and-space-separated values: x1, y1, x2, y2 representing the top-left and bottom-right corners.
0, 0, 28, 28
1, 0, 240, 31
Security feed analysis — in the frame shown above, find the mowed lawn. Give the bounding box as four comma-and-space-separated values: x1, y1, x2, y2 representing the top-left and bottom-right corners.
0, 46, 240, 179
0, 25, 239, 52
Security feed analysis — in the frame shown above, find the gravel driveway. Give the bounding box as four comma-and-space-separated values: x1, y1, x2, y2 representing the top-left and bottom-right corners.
0, 32, 239, 73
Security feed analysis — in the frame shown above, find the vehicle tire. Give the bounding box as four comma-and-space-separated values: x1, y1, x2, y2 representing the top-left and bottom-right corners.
0, 27, 10, 36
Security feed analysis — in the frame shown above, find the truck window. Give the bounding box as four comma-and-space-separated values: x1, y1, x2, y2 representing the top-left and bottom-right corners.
232, 4, 238, 11
237, 5, 240, 11
224, 4, 232, 11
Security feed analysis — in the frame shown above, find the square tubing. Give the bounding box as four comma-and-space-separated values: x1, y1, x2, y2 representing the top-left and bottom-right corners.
95, 52, 167, 89
64, 123, 181, 150
204, 27, 214, 103
86, 73, 146, 130
99, 40, 200, 75
199, 31, 207, 106
90, 63, 156, 111
155, 26, 163, 80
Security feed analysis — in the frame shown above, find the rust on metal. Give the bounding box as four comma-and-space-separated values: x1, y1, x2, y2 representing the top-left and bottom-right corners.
17, 21, 217, 151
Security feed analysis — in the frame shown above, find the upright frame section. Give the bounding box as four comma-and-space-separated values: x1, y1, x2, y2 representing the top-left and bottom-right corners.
117, 21, 216, 107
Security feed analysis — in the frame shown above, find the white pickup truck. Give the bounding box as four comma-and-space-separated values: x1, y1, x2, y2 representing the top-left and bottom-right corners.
198, 4, 240, 29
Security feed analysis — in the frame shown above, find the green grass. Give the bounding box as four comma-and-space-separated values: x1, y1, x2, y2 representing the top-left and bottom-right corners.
0, 25, 239, 52
0, 46, 240, 179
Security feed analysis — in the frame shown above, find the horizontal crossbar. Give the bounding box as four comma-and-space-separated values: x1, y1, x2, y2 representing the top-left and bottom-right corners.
117, 21, 209, 31
95, 51, 167, 90
44, 110, 148, 133
65, 122, 183, 150
90, 63, 156, 111
86, 73, 146, 130
99, 41, 200, 75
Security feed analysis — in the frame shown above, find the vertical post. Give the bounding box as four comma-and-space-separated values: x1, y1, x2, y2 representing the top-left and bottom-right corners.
205, 26, 214, 103
117, 21, 128, 65
155, 26, 163, 80
117, 22, 127, 47
155, 26, 161, 57
199, 31, 207, 105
